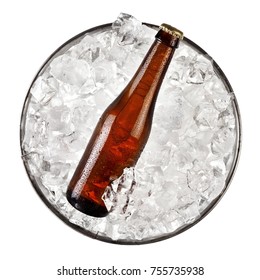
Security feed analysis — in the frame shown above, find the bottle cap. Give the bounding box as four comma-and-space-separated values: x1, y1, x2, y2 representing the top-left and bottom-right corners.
160, 23, 184, 40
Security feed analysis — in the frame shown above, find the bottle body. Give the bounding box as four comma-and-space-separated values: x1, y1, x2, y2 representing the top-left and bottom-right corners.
66, 25, 182, 217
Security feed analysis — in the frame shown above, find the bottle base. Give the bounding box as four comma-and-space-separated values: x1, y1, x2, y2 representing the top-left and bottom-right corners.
66, 190, 108, 218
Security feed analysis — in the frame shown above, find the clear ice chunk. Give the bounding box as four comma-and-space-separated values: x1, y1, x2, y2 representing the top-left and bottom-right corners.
112, 13, 142, 46
50, 54, 90, 87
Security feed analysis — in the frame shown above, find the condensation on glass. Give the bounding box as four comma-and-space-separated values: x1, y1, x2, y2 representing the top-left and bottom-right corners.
67, 24, 183, 217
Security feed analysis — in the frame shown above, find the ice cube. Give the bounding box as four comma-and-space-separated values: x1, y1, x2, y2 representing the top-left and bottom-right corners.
50, 54, 90, 87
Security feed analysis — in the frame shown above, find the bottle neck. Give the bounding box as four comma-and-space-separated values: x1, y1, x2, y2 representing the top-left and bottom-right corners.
127, 29, 179, 98
123, 30, 179, 139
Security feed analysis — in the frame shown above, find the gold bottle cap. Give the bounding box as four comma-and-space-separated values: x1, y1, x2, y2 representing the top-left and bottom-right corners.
160, 23, 184, 40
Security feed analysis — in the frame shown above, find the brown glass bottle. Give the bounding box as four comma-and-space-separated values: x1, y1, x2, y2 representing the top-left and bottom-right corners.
66, 24, 183, 217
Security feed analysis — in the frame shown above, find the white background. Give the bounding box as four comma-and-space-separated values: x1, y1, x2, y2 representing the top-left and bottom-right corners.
1, 0, 259, 279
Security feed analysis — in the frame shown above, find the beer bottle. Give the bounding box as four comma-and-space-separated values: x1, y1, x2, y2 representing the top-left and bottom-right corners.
66, 24, 183, 217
